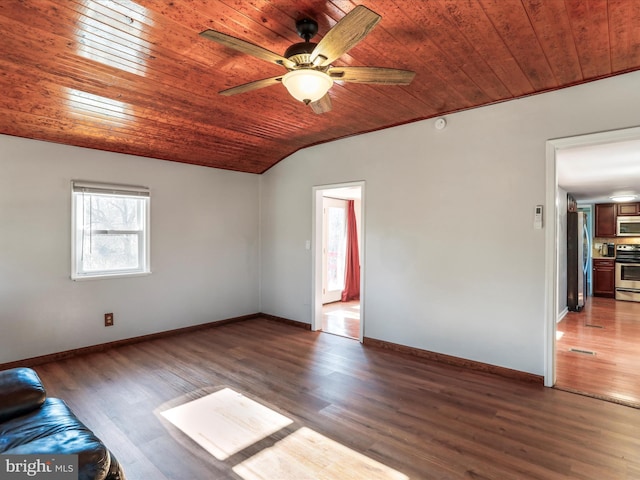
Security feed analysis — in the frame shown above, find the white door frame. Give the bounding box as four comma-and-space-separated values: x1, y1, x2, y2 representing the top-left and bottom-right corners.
312, 181, 365, 342
544, 126, 640, 387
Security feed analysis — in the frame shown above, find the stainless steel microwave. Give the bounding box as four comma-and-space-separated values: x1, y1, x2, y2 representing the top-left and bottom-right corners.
617, 216, 640, 236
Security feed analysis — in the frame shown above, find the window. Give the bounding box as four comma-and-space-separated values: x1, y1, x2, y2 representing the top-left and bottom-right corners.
71, 181, 150, 279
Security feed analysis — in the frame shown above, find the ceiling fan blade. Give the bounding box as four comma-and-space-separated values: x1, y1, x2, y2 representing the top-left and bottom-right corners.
327, 66, 416, 85
310, 6, 381, 67
310, 94, 332, 114
219, 76, 283, 96
200, 30, 295, 69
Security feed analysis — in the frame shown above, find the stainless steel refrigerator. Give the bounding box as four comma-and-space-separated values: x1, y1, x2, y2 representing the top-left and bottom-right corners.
567, 211, 589, 311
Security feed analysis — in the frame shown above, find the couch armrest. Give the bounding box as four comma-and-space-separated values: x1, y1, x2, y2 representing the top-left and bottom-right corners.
0, 367, 46, 422
105, 451, 126, 480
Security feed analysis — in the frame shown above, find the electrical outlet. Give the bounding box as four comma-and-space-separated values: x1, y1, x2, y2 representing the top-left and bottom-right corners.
104, 313, 114, 327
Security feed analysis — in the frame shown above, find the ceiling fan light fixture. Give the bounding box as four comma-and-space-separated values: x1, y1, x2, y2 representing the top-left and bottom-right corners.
282, 69, 333, 104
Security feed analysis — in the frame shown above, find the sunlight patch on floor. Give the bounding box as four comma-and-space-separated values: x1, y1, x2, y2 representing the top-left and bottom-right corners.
609, 391, 640, 404
162, 387, 408, 479
161, 388, 293, 460
556, 330, 565, 340
233, 427, 409, 480
326, 309, 360, 320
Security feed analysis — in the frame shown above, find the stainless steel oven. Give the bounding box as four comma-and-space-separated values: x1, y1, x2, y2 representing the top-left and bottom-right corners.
615, 244, 640, 302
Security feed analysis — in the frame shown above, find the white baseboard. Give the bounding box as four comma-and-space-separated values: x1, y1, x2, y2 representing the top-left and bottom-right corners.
557, 307, 569, 323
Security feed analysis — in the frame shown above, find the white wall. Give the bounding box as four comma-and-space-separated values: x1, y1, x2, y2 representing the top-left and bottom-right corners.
0, 135, 259, 364
259, 70, 640, 376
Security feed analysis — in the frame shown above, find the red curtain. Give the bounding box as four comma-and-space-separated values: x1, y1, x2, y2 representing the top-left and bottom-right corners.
341, 200, 360, 302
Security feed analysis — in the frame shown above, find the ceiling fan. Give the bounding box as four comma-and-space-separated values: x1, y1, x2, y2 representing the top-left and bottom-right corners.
199, 5, 415, 114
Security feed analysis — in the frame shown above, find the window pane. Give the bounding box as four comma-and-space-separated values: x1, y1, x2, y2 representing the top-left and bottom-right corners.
81, 194, 143, 230
81, 234, 140, 272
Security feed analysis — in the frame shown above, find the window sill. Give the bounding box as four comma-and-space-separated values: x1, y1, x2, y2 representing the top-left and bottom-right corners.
71, 271, 152, 281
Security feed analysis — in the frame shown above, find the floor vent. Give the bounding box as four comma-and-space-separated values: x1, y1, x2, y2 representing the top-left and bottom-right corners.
569, 348, 596, 356
585, 324, 604, 329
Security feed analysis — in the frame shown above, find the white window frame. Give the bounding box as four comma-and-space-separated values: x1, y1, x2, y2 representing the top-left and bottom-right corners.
71, 181, 151, 280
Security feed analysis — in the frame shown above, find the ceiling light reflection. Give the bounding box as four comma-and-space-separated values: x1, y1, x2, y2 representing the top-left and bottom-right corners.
65, 88, 132, 122
77, 0, 152, 76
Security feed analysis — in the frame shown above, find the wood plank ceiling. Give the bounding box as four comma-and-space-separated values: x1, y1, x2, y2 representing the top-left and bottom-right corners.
2, 1, 639, 174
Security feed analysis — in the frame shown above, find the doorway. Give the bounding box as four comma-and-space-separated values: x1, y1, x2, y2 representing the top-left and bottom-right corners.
312, 182, 364, 341
545, 126, 640, 407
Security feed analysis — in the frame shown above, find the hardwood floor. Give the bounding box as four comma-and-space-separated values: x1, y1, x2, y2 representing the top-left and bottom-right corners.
33, 318, 640, 479
322, 300, 360, 339
556, 296, 640, 408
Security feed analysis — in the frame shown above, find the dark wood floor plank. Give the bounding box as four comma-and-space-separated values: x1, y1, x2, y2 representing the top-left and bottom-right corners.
30, 318, 640, 480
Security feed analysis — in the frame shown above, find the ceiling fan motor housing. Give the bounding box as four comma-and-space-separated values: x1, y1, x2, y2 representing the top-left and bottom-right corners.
284, 42, 318, 66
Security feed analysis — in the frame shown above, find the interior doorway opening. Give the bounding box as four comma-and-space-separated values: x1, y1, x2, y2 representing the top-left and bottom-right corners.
546, 126, 640, 407
312, 183, 364, 341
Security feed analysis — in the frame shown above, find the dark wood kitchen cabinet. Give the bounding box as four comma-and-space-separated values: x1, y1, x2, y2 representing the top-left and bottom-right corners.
617, 202, 640, 216
593, 258, 615, 297
595, 203, 616, 237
